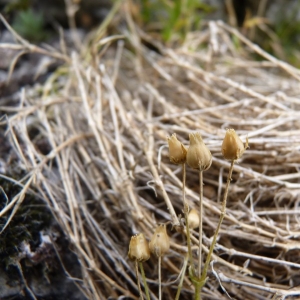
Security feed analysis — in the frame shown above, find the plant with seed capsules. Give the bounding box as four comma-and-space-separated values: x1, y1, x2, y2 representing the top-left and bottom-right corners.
149, 224, 170, 300
128, 233, 151, 300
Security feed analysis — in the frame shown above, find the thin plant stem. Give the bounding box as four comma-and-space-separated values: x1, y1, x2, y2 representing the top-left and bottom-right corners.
94, 0, 123, 40
198, 170, 203, 278
194, 284, 201, 300
175, 253, 189, 300
183, 163, 186, 209
183, 163, 195, 275
139, 262, 150, 300
200, 160, 235, 282
135, 260, 144, 300
158, 256, 162, 300
193, 170, 204, 300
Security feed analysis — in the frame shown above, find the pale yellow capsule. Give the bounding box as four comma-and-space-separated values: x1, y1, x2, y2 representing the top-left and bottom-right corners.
128, 233, 150, 262
149, 224, 170, 258
222, 129, 248, 161
167, 133, 187, 164
188, 209, 200, 229
186, 132, 212, 171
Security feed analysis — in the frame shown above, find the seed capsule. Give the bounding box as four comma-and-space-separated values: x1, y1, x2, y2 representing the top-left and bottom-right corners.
167, 133, 187, 164
188, 209, 200, 229
128, 233, 150, 262
222, 129, 248, 161
186, 132, 212, 171
149, 224, 170, 258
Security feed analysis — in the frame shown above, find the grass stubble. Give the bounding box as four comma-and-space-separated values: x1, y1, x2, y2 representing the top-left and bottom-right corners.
1, 2, 300, 299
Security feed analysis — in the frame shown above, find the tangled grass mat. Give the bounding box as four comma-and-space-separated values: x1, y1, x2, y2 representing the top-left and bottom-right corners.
1, 5, 300, 300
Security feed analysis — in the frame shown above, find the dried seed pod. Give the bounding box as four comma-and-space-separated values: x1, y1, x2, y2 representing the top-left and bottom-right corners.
167, 133, 187, 164
188, 209, 200, 229
128, 233, 150, 262
186, 132, 212, 171
149, 224, 170, 258
222, 129, 248, 161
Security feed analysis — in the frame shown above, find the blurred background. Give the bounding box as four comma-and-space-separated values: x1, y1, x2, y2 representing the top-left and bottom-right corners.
0, 0, 300, 65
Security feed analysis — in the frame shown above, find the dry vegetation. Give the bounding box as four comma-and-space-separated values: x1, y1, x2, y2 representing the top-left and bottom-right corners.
1, 3, 300, 300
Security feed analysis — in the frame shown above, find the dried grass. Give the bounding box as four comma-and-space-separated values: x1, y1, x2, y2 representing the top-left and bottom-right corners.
1, 4, 300, 300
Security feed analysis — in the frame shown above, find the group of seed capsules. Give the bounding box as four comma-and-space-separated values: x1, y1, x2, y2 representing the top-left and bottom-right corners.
128, 129, 248, 277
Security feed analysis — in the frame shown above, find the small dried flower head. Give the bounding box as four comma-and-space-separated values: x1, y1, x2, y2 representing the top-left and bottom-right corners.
149, 224, 170, 258
167, 133, 187, 164
128, 233, 150, 262
222, 129, 248, 161
188, 209, 200, 229
186, 132, 212, 171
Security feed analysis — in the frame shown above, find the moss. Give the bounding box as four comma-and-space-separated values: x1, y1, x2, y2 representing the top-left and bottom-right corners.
11, 8, 48, 42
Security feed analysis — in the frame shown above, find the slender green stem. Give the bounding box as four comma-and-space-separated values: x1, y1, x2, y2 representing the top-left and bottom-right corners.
200, 160, 235, 282
194, 284, 201, 300
139, 262, 150, 300
175, 254, 189, 300
158, 256, 162, 300
135, 260, 144, 300
183, 163, 195, 275
198, 170, 203, 279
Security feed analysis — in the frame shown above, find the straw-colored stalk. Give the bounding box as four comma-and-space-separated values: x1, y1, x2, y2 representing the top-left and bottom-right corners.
149, 225, 170, 300
183, 163, 195, 274
167, 134, 196, 298
200, 129, 248, 289
186, 132, 212, 300
199, 160, 234, 285
198, 170, 204, 279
